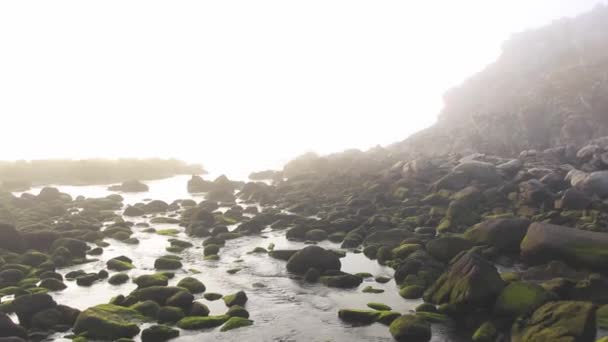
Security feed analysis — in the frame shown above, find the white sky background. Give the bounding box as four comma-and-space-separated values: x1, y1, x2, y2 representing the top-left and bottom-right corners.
0, 0, 604, 177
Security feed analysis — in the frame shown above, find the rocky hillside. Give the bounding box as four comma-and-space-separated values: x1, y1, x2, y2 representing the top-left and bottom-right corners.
393, 4, 608, 158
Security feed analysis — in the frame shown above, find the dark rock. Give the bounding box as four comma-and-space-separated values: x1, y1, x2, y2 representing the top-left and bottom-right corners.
464, 218, 531, 252
286, 246, 341, 274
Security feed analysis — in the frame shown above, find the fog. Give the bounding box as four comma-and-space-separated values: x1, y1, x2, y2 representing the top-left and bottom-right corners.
0, 0, 603, 177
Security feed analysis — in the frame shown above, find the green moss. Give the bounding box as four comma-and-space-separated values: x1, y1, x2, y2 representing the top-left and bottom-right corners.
377, 311, 401, 325
220, 317, 253, 332
392, 244, 423, 259
73, 304, 144, 340
177, 315, 230, 330
472, 321, 497, 342
133, 274, 168, 288
494, 282, 554, 317
107, 259, 135, 271
223, 291, 248, 307
367, 302, 391, 311
500, 272, 520, 282
156, 229, 179, 236
389, 314, 431, 342
415, 312, 450, 324
108, 273, 130, 285
597, 304, 608, 329
362, 286, 384, 294
176, 277, 206, 294
399, 285, 425, 299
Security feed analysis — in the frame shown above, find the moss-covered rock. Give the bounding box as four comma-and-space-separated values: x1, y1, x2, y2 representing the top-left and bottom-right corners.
133, 274, 169, 289
39, 278, 67, 291
319, 273, 362, 288
226, 305, 249, 318
141, 324, 179, 342
465, 218, 531, 252
511, 301, 596, 342
220, 316, 253, 332
223, 291, 248, 307
108, 273, 130, 285
203, 293, 223, 301
494, 281, 555, 317
286, 246, 341, 274
106, 257, 135, 271
130, 300, 161, 319
597, 304, 608, 329
472, 321, 497, 342
176, 277, 205, 294
129, 286, 188, 306
392, 244, 423, 259
338, 309, 381, 325
154, 256, 182, 270
177, 315, 230, 330
400, 285, 425, 299
73, 304, 144, 340
426, 236, 474, 262
377, 311, 401, 325
424, 251, 505, 313
389, 314, 431, 342
157, 306, 185, 323
362, 286, 384, 294
367, 302, 391, 311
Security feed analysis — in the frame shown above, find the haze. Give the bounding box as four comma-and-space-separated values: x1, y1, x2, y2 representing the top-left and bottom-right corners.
0, 0, 603, 178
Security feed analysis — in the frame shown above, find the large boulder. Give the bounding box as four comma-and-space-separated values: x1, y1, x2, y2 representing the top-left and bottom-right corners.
464, 218, 531, 252
511, 301, 596, 342
286, 246, 341, 274
426, 236, 473, 262
423, 251, 505, 313
579, 170, 608, 198
73, 304, 143, 340
520, 222, 608, 270
493, 282, 555, 318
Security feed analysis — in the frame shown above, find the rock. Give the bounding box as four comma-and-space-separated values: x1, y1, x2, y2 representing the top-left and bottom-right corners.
73, 304, 143, 340
426, 236, 473, 262
107, 256, 135, 271
0, 269, 24, 284
472, 321, 497, 342
39, 278, 67, 291
399, 285, 425, 299
269, 249, 298, 261
51, 238, 88, 258
554, 188, 591, 210
377, 311, 402, 325
177, 315, 230, 330
304, 229, 328, 241
304, 268, 321, 283
157, 306, 185, 323
130, 301, 161, 319
226, 305, 249, 318
76, 273, 99, 286
367, 303, 391, 311
130, 286, 188, 306
286, 246, 341, 274
520, 222, 608, 270
424, 252, 505, 313
392, 244, 423, 259
0, 223, 25, 253
12, 293, 57, 327
223, 291, 248, 307
176, 277, 206, 294
338, 309, 381, 325
141, 325, 179, 342
31, 305, 80, 330
389, 314, 431, 342
108, 180, 149, 193
204, 293, 223, 301
494, 281, 555, 317
190, 302, 210, 317
579, 170, 608, 198
511, 301, 596, 342
464, 218, 531, 252
220, 317, 253, 332
363, 229, 414, 248
0, 313, 27, 338
134, 274, 169, 288
187, 175, 213, 193
154, 256, 182, 270
124, 206, 145, 217
109, 273, 130, 285
165, 291, 194, 310
320, 273, 362, 288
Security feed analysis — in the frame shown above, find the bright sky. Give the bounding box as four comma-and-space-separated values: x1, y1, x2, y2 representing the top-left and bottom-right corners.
0, 1, 604, 176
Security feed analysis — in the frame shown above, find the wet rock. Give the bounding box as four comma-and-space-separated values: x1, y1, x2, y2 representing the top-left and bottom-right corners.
39, 278, 67, 291
286, 246, 341, 274
109, 273, 130, 285
464, 218, 531, 253
176, 277, 206, 294
511, 301, 596, 342
134, 274, 169, 289
141, 325, 179, 342
319, 272, 362, 288
123, 206, 145, 217
73, 304, 143, 340
204, 293, 223, 301
399, 285, 425, 299
107, 256, 135, 271
269, 249, 298, 261
154, 256, 182, 270
108, 180, 149, 192
51, 238, 88, 259
389, 314, 431, 342
226, 305, 249, 318
177, 315, 229, 330
223, 291, 248, 307
338, 309, 381, 325
157, 306, 185, 323
130, 286, 188, 306
493, 281, 555, 317
367, 303, 391, 311
520, 222, 608, 270
364, 229, 414, 249
76, 273, 99, 286
130, 300, 161, 319
189, 302, 210, 317
220, 317, 253, 332
472, 321, 497, 342
554, 188, 592, 210
579, 170, 608, 198
424, 251, 505, 313
31, 305, 80, 331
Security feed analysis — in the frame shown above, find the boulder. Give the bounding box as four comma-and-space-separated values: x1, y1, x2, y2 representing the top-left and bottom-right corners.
424, 251, 505, 313
0, 223, 25, 253
464, 218, 531, 252
141, 325, 179, 342
286, 246, 341, 274
73, 304, 143, 340
177, 315, 229, 330
426, 236, 473, 262
176, 277, 206, 294
579, 170, 608, 198
389, 314, 431, 342
124, 206, 145, 217
520, 222, 608, 270
220, 317, 253, 332
338, 309, 381, 325
12, 293, 57, 328
511, 301, 596, 342
0, 313, 27, 339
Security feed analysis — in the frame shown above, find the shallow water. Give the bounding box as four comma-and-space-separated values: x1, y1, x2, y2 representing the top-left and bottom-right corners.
16, 176, 465, 341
